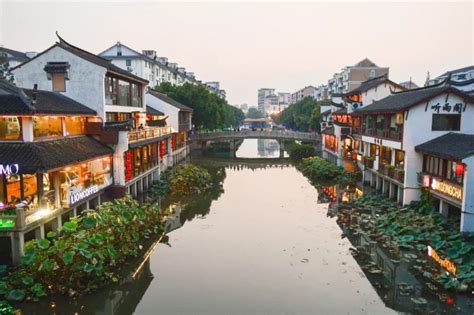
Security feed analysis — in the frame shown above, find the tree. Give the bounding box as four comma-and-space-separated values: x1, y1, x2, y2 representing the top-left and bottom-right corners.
0, 51, 13, 83
154, 82, 244, 130
276, 97, 321, 132
246, 107, 265, 119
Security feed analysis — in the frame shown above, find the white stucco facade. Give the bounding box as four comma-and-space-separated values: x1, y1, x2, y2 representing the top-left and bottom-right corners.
146, 93, 180, 131
12, 46, 108, 118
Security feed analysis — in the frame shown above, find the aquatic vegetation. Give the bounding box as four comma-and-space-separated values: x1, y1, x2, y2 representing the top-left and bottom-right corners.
285, 141, 316, 161
0, 197, 168, 306
342, 194, 474, 292
168, 164, 213, 195
299, 156, 357, 186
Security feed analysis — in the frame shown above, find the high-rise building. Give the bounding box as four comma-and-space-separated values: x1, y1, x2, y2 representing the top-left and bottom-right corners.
258, 88, 275, 112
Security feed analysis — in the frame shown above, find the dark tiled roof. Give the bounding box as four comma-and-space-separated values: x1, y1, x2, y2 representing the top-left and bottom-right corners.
333, 108, 347, 115
321, 109, 332, 116
104, 119, 134, 131
11, 36, 148, 84
415, 133, 474, 161
0, 47, 29, 62
56, 40, 147, 83
147, 90, 193, 112
0, 81, 96, 115
346, 76, 404, 95
146, 105, 164, 116
354, 84, 474, 114
0, 136, 113, 174
321, 126, 335, 135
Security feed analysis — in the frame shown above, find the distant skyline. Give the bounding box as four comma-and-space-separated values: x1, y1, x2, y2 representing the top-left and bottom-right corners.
1, 1, 473, 105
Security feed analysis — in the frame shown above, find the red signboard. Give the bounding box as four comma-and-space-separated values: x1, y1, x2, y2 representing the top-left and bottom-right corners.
124, 151, 133, 181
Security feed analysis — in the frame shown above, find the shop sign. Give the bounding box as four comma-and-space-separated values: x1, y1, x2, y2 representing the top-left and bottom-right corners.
69, 185, 99, 205
431, 178, 463, 200
426, 102, 466, 113
428, 246, 457, 275
0, 164, 19, 176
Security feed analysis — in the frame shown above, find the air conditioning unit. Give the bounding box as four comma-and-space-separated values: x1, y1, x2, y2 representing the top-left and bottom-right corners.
127, 67, 133, 72
352, 102, 360, 110
321, 122, 327, 128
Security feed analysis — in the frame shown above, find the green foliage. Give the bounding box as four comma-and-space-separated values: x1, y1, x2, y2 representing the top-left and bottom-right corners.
348, 194, 474, 291
168, 164, 213, 195
154, 82, 244, 130
299, 156, 357, 186
0, 300, 18, 315
274, 97, 321, 132
285, 141, 316, 161
246, 107, 265, 119
1, 197, 167, 301
0, 51, 14, 83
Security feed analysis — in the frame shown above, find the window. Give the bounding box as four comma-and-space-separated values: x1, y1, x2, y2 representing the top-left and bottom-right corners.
432, 114, 461, 131
126, 59, 131, 67
65, 117, 85, 136
0, 117, 21, 140
52, 73, 66, 92
105, 112, 132, 122
33, 117, 63, 139
395, 150, 405, 167
370, 69, 376, 78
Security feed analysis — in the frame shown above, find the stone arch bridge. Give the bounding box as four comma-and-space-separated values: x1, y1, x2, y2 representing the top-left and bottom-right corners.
190, 130, 321, 158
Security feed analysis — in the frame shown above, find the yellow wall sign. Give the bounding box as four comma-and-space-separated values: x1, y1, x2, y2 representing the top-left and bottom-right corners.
431, 178, 463, 200
428, 245, 457, 275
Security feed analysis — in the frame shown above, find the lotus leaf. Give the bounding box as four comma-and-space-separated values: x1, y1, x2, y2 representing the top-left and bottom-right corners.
7, 289, 25, 301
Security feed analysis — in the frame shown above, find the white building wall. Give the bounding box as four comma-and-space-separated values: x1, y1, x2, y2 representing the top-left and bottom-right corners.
12, 46, 107, 119
461, 155, 474, 232
362, 84, 404, 107
146, 93, 180, 131
402, 93, 474, 204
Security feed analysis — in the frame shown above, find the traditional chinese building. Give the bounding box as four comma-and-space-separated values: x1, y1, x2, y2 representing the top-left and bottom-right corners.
352, 80, 474, 232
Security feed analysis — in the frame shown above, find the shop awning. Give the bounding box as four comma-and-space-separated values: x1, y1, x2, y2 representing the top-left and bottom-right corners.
0, 136, 114, 174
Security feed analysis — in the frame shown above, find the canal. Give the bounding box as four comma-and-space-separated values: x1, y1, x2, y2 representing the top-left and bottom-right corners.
20, 139, 468, 314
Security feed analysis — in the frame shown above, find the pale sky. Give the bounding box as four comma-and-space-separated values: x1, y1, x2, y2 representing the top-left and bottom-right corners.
1, 1, 473, 105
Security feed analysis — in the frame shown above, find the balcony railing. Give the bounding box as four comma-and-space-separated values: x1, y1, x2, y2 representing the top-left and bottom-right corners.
128, 126, 173, 143
0, 206, 62, 231
179, 123, 191, 132
363, 128, 402, 141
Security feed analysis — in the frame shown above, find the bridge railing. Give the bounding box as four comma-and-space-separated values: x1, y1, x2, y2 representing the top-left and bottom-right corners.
190, 130, 320, 141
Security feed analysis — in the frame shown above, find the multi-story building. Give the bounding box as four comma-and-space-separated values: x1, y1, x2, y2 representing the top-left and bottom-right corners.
351, 81, 474, 232
278, 92, 290, 104
322, 76, 405, 166
327, 58, 389, 97
426, 66, 474, 96
427, 66, 474, 86
263, 93, 280, 115
205, 81, 226, 99
257, 88, 275, 112
315, 85, 329, 101
1, 35, 192, 264
289, 86, 316, 104
0, 81, 114, 264
99, 42, 198, 88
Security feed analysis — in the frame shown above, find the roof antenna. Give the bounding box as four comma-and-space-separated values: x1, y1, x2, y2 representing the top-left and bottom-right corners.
425, 71, 430, 86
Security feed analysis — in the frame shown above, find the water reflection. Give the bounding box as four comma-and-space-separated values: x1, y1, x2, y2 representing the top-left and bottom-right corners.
322, 184, 474, 314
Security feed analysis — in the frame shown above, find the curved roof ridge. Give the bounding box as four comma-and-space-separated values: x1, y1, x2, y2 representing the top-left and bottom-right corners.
389, 77, 448, 95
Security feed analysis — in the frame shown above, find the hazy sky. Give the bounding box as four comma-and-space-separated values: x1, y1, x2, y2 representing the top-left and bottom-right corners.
1, 1, 473, 105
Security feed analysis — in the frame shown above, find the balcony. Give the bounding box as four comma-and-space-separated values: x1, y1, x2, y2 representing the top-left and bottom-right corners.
179, 123, 191, 132
363, 128, 402, 141
128, 126, 173, 143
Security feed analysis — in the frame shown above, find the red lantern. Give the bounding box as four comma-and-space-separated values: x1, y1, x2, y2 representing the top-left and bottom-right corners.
455, 163, 465, 175
146, 114, 152, 121
124, 151, 133, 181
160, 141, 165, 157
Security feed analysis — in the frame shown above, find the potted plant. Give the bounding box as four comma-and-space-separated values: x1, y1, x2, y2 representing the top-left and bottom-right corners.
384, 164, 395, 177
364, 156, 375, 168
394, 168, 405, 183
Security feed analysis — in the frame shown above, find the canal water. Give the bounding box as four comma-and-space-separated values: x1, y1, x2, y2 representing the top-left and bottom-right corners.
21, 139, 468, 314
